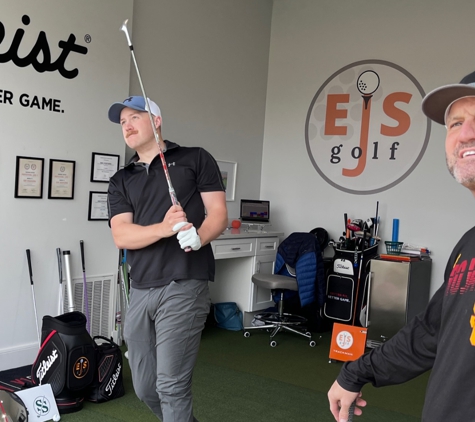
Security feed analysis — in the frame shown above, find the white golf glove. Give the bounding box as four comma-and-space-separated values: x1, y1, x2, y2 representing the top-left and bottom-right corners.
173, 222, 202, 251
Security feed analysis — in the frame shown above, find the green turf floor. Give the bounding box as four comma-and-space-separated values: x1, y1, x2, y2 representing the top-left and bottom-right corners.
59, 326, 428, 421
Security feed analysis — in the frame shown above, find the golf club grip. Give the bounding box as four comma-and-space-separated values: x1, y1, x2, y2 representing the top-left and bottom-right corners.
80, 240, 85, 271
56, 247, 63, 283
26, 249, 33, 284
348, 400, 356, 422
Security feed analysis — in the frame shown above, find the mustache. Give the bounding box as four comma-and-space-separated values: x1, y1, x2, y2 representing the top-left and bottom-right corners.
125, 130, 138, 138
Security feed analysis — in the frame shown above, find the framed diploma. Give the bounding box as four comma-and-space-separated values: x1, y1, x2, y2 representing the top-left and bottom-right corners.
48, 159, 76, 199
14, 156, 44, 198
88, 191, 109, 221
91, 152, 120, 182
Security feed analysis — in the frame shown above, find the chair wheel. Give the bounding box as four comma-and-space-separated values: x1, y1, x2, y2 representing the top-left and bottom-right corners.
244, 331, 250, 338
309, 340, 316, 347
270, 340, 277, 347
305, 332, 312, 337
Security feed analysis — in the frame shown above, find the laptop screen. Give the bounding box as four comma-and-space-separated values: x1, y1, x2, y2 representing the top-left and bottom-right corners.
240, 199, 270, 223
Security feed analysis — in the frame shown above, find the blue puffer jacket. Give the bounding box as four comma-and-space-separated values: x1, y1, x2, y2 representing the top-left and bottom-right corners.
274, 232, 325, 307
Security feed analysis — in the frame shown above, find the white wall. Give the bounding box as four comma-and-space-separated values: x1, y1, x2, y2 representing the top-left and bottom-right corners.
262, 0, 475, 296
0, 0, 133, 370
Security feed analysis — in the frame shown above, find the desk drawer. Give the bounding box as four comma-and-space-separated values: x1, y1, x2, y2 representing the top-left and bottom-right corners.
212, 238, 255, 260
256, 237, 279, 255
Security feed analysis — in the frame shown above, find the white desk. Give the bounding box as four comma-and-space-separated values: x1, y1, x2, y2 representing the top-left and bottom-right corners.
210, 229, 284, 313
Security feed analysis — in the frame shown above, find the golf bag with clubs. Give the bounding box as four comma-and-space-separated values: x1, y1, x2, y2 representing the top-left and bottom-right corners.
324, 243, 379, 326
31, 311, 95, 413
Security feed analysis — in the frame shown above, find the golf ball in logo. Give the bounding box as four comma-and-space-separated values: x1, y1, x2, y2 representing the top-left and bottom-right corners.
357, 70, 380, 95
336, 331, 353, 350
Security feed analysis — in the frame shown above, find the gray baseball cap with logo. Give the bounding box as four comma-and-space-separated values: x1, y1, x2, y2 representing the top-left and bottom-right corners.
422, 71, 475, 126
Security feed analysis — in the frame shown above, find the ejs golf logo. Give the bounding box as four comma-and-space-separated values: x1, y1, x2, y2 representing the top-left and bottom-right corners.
305, 60, 430, 194
336, 330, 353, 350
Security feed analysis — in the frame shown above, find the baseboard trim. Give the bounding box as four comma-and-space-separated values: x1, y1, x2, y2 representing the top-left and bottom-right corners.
0, 343, 38, 371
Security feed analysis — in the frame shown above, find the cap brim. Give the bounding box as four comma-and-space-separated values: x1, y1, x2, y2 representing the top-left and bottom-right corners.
422, 84, 475, 125
108, 102, 147, 124
108, 102, 128, 124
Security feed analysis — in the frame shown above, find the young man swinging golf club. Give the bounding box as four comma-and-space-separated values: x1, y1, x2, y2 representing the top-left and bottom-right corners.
107, 95, 228, 422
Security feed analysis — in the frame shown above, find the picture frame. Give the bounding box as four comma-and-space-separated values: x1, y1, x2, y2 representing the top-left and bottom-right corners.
216, 160, 237, 202
14, 156, 44, 199
90, 152, 120, 183
88, 191, 109, 221
48, 159, 76, 199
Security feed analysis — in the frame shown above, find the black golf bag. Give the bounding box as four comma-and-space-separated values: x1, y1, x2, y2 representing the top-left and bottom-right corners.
31, 311, 95, 414
87, 336, 125, 403
324, 243, 378, 326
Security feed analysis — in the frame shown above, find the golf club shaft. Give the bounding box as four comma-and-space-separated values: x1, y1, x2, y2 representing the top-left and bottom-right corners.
120, 20, 178, 205
56, 247, 63, 315
26, 249, 41, 348
80, 240, 91, 333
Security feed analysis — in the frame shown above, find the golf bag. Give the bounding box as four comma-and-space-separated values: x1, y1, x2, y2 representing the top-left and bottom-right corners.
87, 336, 125, 403
31, 311, 95, 414
324, 243, 378, 326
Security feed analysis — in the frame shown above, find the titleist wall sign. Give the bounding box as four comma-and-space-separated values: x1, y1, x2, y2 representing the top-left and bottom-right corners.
0, 14, 89, 79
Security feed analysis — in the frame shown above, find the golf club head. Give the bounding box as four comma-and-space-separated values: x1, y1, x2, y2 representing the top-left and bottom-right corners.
0, 390, 29, 422
347, 219, 363, 232
120, 19, 132, 46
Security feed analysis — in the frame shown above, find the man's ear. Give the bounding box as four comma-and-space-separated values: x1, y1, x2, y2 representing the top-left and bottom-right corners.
154, 115, 162, 129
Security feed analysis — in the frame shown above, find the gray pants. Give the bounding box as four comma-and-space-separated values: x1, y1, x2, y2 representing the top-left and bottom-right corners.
124, 279, 210, 422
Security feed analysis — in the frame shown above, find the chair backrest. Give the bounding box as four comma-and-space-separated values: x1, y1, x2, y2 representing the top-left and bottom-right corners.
274, 232, 326, 307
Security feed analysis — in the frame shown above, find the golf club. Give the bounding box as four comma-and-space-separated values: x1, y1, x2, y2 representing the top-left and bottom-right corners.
120, 19, 178, 205
120, 19, 191, 251
80, 240, 91, 333
25, 249, 41, 348
56, 247, 63, 315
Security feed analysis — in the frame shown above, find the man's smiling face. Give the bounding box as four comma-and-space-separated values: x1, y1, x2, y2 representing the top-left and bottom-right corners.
445, 96, 475, 191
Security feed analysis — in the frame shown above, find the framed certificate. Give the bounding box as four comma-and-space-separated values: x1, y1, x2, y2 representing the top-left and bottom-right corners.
91, 152, 120, 182
216, 160, 237, 201
48, 159, 76, 199
88, 191, 109, 221
14, 156, 44, 198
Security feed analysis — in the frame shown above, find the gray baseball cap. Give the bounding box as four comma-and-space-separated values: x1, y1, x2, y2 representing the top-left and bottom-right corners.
422, 71, 475, 126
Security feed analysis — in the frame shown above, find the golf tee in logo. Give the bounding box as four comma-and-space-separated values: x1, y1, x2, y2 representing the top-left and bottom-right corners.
305, 60, 430, 195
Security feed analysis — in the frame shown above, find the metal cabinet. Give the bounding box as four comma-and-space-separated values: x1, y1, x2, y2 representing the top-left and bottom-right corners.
366, 258, 432, 348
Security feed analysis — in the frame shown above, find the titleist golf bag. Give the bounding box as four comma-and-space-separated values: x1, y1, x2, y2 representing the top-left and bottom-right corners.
87, 336, 125, 403
31, 311, 95, 414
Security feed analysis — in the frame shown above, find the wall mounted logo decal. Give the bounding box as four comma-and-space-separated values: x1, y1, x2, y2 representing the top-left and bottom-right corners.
305, 60, 430, 195
0, 14, 89, 79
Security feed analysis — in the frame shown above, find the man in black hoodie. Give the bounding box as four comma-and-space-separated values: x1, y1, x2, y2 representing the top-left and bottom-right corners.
328, 71, 475, 422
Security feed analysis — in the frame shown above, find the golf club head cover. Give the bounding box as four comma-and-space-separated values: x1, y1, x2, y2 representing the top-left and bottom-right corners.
173, 223, 202, 251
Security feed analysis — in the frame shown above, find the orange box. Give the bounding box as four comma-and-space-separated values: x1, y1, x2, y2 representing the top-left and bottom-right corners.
329, 322, 367, 362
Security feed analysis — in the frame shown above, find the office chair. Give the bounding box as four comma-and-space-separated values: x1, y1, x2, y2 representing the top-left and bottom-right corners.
243, 232, 325, 347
